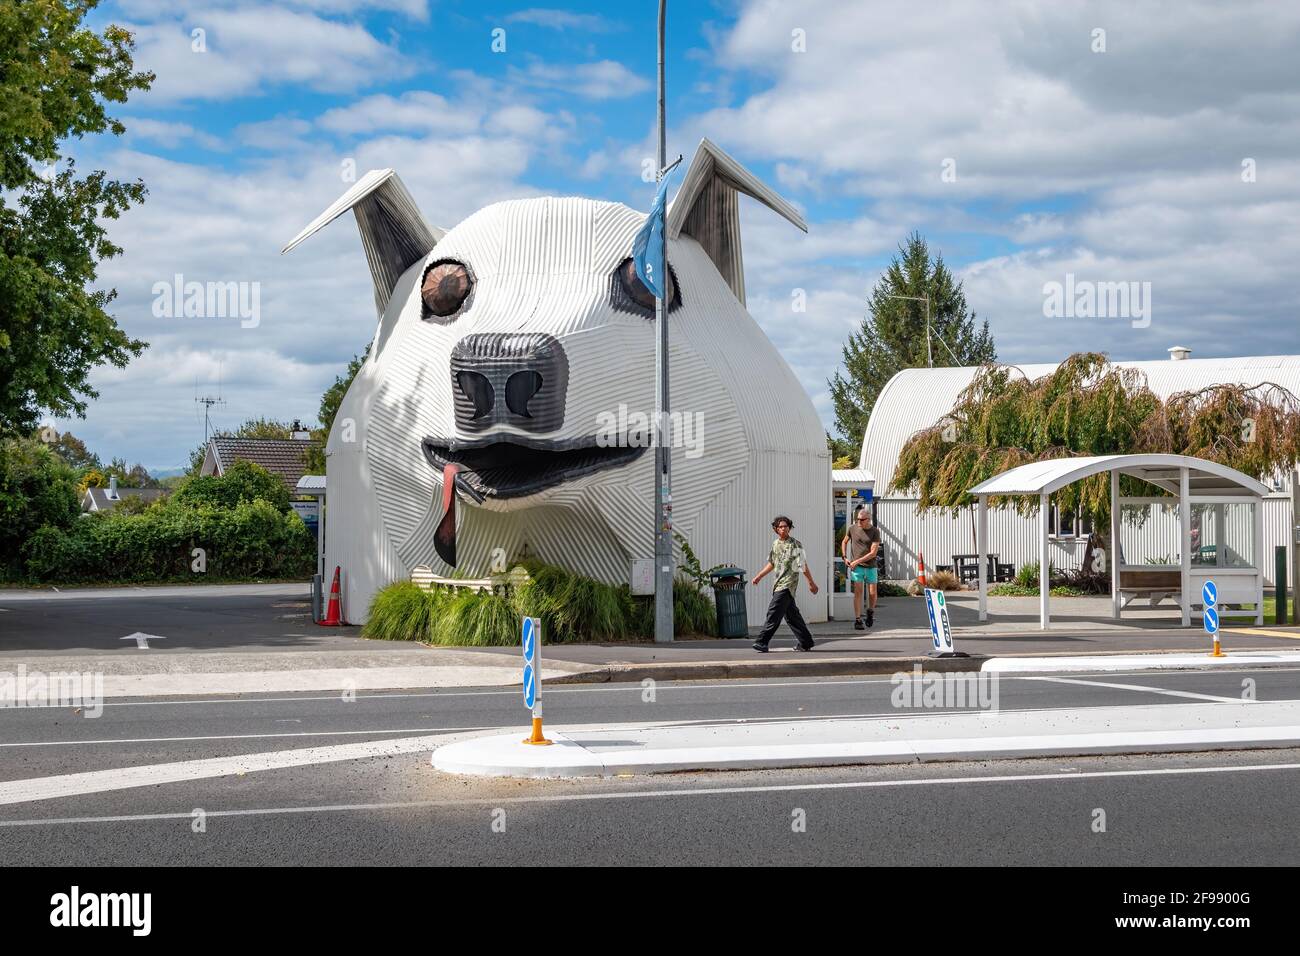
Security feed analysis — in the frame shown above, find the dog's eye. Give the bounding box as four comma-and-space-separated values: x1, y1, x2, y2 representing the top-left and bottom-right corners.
616, 257, 675, 312
421, 260, 473, 319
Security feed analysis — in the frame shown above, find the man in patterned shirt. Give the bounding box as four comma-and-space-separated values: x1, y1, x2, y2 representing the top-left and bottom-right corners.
749, 514, 820, 652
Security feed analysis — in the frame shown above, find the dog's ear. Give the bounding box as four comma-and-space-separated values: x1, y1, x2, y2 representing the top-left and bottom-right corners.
667, 138, 807, 306
282, 169, 444, 317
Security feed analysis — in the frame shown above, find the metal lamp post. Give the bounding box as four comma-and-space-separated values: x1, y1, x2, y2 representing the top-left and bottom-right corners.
653, 0, 673, 643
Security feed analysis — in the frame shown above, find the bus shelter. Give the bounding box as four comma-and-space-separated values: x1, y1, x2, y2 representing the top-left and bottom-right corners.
968, 454, 1268, 629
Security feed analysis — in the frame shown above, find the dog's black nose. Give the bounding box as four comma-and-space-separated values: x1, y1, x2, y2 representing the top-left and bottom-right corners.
450, 332, 568, 433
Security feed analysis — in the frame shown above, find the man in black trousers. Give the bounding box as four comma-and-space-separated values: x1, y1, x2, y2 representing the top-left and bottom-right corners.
750, 515, 819, 652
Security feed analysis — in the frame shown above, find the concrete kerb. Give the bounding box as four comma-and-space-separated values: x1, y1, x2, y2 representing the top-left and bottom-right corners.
540, 649, 1300, 685
543, 654, 991, 684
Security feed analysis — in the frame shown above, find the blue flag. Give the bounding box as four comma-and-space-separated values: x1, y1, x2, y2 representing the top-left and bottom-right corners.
632, 171, 675, 299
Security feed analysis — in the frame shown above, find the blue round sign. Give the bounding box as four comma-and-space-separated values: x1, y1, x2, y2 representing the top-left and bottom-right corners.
522, 617, 536, 663
522, 663, 536, 708
1202, 580, 1217, 607
1203, 606, 1219, 635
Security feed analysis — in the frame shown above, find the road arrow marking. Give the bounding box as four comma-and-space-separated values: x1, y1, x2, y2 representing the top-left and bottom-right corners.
121, 633, 165, 649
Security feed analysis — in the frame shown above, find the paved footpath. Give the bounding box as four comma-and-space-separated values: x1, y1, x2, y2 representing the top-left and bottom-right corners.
3, 583, 1298, 691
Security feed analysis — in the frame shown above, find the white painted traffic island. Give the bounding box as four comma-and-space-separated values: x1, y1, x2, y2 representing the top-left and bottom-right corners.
432, 732, 607, 777
431, 701, 1300, 779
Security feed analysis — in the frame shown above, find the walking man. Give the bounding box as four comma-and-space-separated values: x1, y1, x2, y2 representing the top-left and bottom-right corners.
842, 506, 881, 628
750, 515, 819, 652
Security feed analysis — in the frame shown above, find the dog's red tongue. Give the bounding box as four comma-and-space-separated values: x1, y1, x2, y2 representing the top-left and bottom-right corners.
434, 463, 459, 567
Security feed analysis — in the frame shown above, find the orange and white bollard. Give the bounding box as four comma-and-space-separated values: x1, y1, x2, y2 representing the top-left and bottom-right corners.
520, 616, 552, 744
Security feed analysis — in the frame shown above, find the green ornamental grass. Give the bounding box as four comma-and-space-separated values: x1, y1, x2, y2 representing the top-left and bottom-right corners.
365, 561, 720, 644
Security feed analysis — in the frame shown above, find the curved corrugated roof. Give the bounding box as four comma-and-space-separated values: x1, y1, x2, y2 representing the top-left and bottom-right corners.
968, 454, 1270, 497
860, 354, 1300, 493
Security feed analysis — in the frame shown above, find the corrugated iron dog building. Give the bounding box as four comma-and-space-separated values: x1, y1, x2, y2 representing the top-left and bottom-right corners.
284, 140, 830, 626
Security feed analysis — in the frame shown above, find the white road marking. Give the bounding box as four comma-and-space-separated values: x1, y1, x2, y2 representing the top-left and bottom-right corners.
1025, 676, 1248, 703
0, 727, 496, 748
120, 632, 165, 649
0, 732, 481, 807
3, 760, 1300, 827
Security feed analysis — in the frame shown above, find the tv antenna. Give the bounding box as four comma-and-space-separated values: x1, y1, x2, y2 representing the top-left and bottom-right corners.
195, 363, 227, 445
195, 394, 226, 445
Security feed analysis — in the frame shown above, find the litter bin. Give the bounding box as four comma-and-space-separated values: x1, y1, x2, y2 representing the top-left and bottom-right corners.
709, 567, 748, 638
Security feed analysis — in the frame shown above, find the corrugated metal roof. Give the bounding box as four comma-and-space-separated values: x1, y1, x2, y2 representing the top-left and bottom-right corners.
831, 468, 875, 488
296, 474, 326, 494
861, 354, 1300, 493
968, 454, 1270, 497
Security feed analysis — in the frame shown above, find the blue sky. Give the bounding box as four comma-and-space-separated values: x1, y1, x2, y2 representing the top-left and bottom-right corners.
54, 0, 1300, 471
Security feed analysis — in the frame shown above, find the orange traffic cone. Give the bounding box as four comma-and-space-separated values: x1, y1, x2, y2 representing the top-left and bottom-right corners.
917, 552, 927, 588
318, 566, 345, 626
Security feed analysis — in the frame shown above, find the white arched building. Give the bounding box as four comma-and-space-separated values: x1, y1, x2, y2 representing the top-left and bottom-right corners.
287, 140, 830, 627
859, 350, 1300, 588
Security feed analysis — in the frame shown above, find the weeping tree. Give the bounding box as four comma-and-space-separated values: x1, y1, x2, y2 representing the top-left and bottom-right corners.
891, 353, 1300, 578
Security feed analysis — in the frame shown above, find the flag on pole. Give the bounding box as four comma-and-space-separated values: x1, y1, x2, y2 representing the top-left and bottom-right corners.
632, 170, 675, 298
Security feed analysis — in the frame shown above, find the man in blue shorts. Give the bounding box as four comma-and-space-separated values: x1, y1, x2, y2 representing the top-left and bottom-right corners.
842, 506, 881, 628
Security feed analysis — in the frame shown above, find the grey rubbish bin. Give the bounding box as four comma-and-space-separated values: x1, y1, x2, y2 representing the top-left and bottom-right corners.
709, 567, 748, 638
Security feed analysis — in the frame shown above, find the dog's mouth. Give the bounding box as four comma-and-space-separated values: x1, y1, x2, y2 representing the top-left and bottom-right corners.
421, 437, 646, 500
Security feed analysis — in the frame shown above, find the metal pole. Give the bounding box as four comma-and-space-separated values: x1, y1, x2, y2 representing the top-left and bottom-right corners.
1179, 468, 1191, 627
925, 295, 933, 369
1039, 492, 1050, 629
653, 0, 674, 644
1293, 467, 1299, 625
1110, 468, 1121, 620
977, 494, 988, 622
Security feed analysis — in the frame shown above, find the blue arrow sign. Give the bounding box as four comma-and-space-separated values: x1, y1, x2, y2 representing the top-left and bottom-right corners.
1203, 606, 1219, 635
522, 617, 536, 664
522, 663, 536, 709
1202, 580, 1217, 608
924, 589, 939, 648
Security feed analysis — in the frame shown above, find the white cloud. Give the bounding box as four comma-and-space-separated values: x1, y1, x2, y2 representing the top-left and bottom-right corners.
118, 0, 430, 22
507, 59, 651, 100
317, 91, 480, 136
127, 8, 416, 104
503, 9, 621, 33
126, 117, 229, 152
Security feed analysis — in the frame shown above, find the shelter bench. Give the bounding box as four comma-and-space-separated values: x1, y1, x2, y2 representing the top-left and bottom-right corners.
1117, 569, 1183, 609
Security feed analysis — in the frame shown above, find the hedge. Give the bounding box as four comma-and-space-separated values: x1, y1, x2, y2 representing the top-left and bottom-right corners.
20, 498, 314, 583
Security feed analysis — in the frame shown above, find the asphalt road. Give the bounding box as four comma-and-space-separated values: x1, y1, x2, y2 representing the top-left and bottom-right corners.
0, 583, 371, 655
2, 668, 1299, 865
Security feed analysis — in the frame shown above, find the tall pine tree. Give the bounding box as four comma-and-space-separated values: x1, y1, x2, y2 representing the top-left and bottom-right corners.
828, 233, 996, 458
